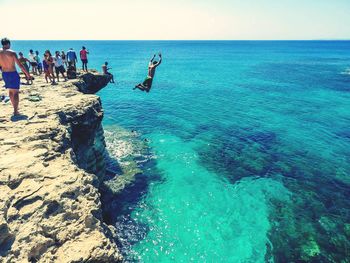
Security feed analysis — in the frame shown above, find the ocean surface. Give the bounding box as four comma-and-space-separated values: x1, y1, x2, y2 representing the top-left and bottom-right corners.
12, 41, 350, 262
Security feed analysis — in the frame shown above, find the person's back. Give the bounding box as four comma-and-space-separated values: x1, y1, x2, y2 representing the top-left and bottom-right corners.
0, 48, 17, 72
67, 49, 77, 61
80, 49, 88, 60
0, 38, 31, 116
148, 64, 157, 78
102, 64, 107, 74
101, 62, 115, 83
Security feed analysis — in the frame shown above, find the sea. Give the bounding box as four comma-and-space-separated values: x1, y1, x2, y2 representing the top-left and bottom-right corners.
11, 40, 350, 262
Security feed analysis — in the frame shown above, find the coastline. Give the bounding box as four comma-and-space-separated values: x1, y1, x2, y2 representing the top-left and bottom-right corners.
0, 72, 123, 262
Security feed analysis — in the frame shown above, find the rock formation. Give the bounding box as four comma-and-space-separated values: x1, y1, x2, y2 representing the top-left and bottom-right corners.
0, 72, 122, 262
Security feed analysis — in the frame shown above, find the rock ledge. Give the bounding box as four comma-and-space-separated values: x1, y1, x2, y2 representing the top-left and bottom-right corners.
0, 72, 122, 262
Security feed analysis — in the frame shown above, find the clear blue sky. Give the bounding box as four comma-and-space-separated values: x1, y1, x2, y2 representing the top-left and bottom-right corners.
1, 0, 349, 40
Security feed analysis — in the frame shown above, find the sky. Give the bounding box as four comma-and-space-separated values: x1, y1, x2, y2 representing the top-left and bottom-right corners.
0, 0, 349, 40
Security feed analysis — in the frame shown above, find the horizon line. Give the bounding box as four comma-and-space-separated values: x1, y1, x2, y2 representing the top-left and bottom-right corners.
9, 39, 350, 41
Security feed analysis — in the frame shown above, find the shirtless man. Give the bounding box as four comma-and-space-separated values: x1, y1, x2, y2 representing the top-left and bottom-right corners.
134, 53, 162, 92
0, 38, 31, 115
102, 62, 115, 83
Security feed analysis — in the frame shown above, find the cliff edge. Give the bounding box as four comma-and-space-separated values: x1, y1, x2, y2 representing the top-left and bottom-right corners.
0, 72, 122, 262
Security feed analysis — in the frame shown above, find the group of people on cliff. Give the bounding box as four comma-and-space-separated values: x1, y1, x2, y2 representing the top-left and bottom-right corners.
17, 46, 90, 85
0, 38, 101, 116
0, 37, 161, 117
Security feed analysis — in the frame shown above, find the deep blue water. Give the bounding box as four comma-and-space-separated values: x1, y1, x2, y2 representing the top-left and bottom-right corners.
11, 41, 350, 262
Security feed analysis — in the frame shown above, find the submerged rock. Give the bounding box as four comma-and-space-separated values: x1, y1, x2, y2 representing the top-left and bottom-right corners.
301, 238, 321, 260
103, 126, 147, 193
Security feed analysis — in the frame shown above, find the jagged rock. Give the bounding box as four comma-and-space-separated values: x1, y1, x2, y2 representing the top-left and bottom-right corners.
0, 217, 13, 246
73, 72, 112, 94
0, 72, 122, 262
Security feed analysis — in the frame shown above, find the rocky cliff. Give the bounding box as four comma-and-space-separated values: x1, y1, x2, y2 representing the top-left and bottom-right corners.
0, 72, 122, 262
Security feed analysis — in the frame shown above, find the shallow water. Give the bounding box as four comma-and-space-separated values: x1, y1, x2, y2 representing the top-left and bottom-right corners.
12, 41, 350, 262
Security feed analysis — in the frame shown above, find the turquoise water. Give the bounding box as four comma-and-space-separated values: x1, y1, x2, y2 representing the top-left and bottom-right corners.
12, 41, 350, 262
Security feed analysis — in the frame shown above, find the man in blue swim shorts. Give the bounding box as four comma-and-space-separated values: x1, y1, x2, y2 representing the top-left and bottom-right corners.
0, 38, 31, 115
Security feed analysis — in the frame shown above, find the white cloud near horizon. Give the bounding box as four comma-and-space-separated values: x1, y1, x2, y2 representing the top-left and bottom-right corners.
1, 0, 349, 40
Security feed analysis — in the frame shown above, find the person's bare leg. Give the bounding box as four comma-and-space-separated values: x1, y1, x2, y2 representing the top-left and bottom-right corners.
9, 89, 20, 115
50, 68, 56, 84
13, 90, 19, 114
8, 90, 14, 106
134, 84, 143, 90
62, 72, 67, 81
145, 86, 152, 93
134, 84, 147, 91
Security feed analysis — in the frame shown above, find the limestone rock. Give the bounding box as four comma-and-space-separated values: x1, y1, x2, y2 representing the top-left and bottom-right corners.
73, 71, 112, 94
0, 72, 122, 262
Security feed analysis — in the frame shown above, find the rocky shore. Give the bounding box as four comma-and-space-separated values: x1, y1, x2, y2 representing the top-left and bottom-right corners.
0, 72, 123, 262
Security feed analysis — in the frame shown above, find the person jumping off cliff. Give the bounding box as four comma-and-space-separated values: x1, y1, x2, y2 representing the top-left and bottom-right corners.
0, 38, 31, 116
134, 53, 162, 93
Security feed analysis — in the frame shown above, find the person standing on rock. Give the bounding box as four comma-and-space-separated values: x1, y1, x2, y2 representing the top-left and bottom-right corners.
35, 51, 42, 75
28, 49, 38, 75
61, 50, 67, 67
66, 48, 77, 70
53, 51, 67, 82
80, 46, 89, 72
44, 50, 56, 85
42, 54, 52, 83
0, 38, 31, 116
18, 53, 31, 78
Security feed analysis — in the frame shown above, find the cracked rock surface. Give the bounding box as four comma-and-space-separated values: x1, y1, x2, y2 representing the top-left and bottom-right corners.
0, 72, 122, 262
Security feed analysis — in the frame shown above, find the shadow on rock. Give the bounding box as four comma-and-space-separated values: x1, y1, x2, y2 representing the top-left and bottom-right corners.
10, 114, 28, 122
0, 235, 15, 258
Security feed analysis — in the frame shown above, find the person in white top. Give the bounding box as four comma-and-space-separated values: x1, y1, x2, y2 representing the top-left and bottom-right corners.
53, 51, 67, 82
28, 49, 38, 75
